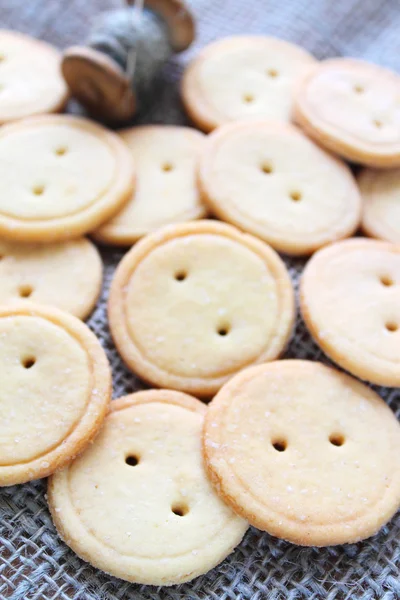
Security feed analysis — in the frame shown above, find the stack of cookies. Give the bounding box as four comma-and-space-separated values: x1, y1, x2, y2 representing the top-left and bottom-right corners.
1, 28, 400, 589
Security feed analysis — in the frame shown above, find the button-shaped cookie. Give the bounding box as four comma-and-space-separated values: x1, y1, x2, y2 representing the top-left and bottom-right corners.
48, 390, 248, 585
108, 220, 295, 397
0, 303, 111, 486
94, 125, 207, 245
0, 115, 135, 242
301, 238, 400, 386
0, 30, 68, 124
294, 58, 400, 167
199, 121, 361, 255
182, 36, 316, 132
0, 238, 102, 319
204, 360, 400, 546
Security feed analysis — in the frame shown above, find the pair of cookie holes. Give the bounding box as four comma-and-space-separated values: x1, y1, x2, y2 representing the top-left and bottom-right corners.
271, 433, 345, 452
352, 85, 384, 129
242, 69, 279, 104
259, 163, 303, 202
378, 276, 399, 332
125, 454, 189, 517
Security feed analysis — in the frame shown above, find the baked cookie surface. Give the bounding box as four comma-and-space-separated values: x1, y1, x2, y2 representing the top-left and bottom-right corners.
0, 30, 68, 124
0, 303, 111, 486
94, 126, 207, 245
0, 115, 134, 242
0, 237, 102, 319
48, 389, 247, 586
182, 36, 316, 132
301, 238, 400, 386
108, 220, 295, 396
204, 360, 400, 546
360, 168, 400, 242
294, 58, 400, 167
199, 121, 361, 255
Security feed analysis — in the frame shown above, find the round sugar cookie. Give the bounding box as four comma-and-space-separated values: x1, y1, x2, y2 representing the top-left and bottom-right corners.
360, 168, 400, 242
199, 121, 361, 255
0, 303, 111, 486
294, 58, 400, 167
301, 238, 400, 386
0, 115, 135, 243
204, 360, 400, 546
48, 389, 248, 586
0, 30, 68, 124
94, 125, 207, 245
108, 220, 294, 397
181, 36, 316, 132
0, 238, 102, 319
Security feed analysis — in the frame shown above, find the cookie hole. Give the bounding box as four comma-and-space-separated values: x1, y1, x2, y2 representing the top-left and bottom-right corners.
290, 190, 302, 202
162, 162, 174, 172
272, 439, 287, 452
373, 119, 383, 129
385, 321, 398, 332
267, 68, 279, 78
243, 93, 254, 103
217, 324, 230, 337
22, 356, 36, 369
354, 84, 364, 94
260, 162, 273, 174
380, 275, 394, 287
55, 146, 67, 156
175, 270, 187, 282
125, 454, 139, 466
171, 503, 189, 517
19, 284, 33, 298
329, 433, 345, 447
32, 184, 45, 196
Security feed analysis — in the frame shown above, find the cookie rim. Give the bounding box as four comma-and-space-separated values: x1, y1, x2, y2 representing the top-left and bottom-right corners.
181, 34, 316, 133
108, 219, 295, 397
359, 168, 400, 242
293, 57, 400, 168
93, 124, 208, 246
0, 302, 112, 486
48, 388, 247, 586
300, 237, 400, 385
203, 359, 400, 546
0, 114, 135, 242
198, 119, 362, 255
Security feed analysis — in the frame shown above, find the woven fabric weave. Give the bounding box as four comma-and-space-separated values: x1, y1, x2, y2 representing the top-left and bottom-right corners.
1, 0, 400, 598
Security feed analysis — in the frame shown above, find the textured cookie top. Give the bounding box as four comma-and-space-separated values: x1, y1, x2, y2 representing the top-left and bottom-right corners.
0, 30, 68, 123
94, 125, 207, 245
294, 58, 400, 167
0, 303, 111, 486
0, 115, 134, 242
48, 389, 247, 586
0, 238, 102, 319
199, 121, 361, 255
204, 360, 400, 546
108, 220, 294, 396
301, 238, 400, 386
182, 36, 316, 131
360, 168, 400, 243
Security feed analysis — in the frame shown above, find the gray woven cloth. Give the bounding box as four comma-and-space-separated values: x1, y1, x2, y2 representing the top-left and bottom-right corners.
1, 0, 400, 598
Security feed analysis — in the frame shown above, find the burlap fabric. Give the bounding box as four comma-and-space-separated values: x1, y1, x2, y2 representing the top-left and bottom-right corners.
1, 1, 400, 598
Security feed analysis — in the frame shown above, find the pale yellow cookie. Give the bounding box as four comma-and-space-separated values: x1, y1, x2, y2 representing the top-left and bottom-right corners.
204, 360, 400, 546
94, 125, 207, 245
48, 389, 248, 586
0, 115, 135, 242
360, 168, 400, 242
108, 220, 294, 397
294, 58, 400, 167
0, 238, 102, 319
199, 121, 361, 255
182, 36, 316, 132
301, 238, 400, 386
0, 303, 111, 486
0, 30, 68, 124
